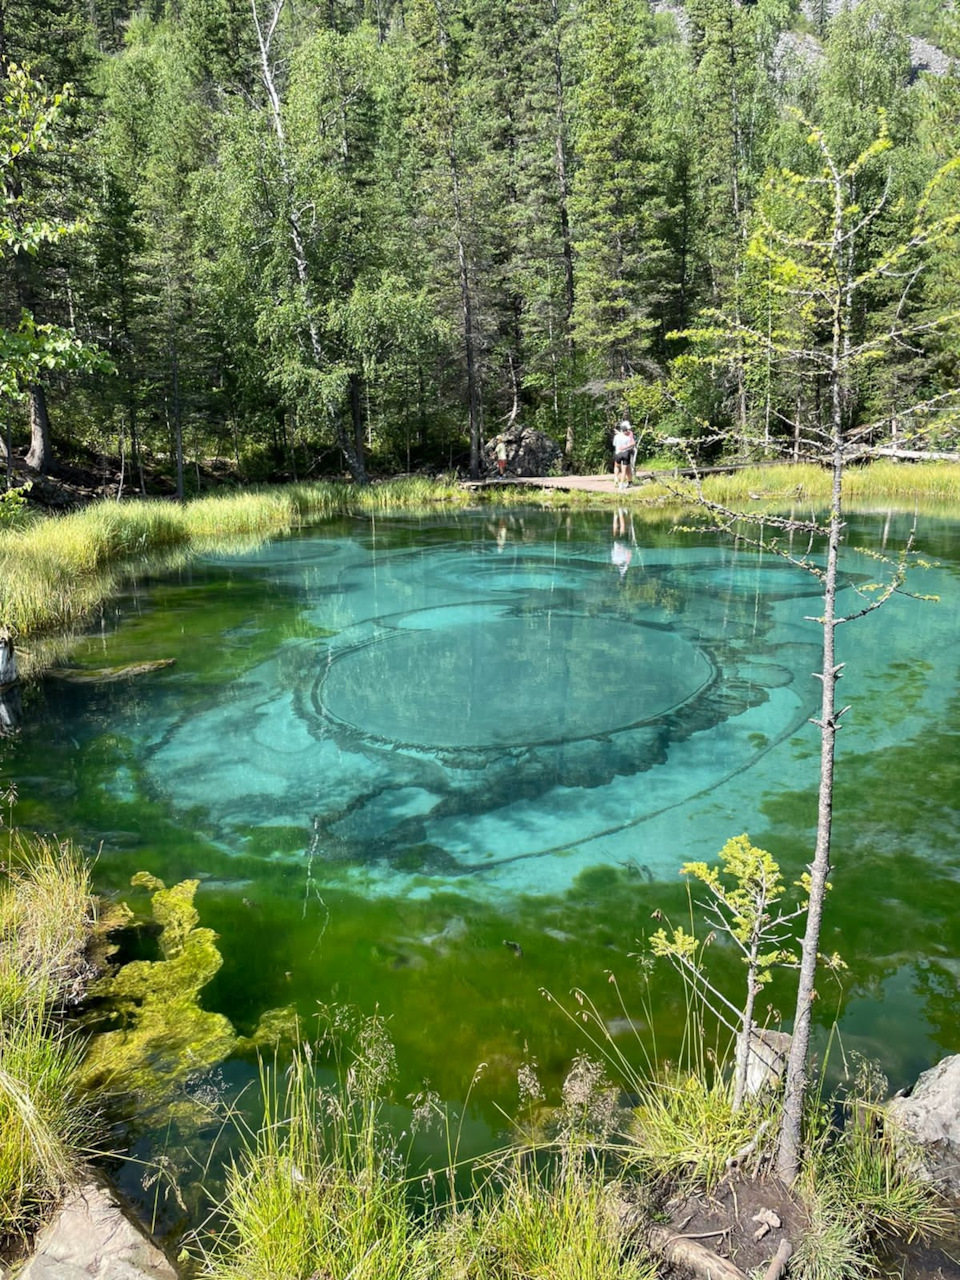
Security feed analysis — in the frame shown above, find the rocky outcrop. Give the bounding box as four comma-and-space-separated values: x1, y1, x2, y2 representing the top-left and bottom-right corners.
887, 1055, 960, 1196
746, 1029, 792, 1098
17, 1183, 178, 1280
483, 425, 563, 479
909, 36, 953, 80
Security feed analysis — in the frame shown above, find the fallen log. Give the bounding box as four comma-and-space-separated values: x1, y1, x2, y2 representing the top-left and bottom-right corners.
763, 1238, 793, 1280
648, 1225, 749, 1280
51, 659, 176, 684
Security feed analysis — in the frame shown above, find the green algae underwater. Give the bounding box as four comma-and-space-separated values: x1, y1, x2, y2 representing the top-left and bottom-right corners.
2, 506, 959, 1224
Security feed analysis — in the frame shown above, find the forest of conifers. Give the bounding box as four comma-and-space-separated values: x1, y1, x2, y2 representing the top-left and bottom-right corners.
3, 0, 960, 487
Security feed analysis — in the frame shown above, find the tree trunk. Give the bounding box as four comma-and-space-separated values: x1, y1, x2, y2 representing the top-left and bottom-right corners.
171, 342, 184, 502
777, 164, 850, 1182
349, 373, 366, 478
776, 451, 842, 1182
732, 949, 760, 1112
25, 384, 53, 473
549, 0, 576, 459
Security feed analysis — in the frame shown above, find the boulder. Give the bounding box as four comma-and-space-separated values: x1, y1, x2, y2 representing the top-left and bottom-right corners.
887, 1054, 960, 1195
483, 425, 563, 479
0, 682, 22, 736
745, 1029, 792, 1098
18, 1182, 178, 1280
0, 630, 16, 688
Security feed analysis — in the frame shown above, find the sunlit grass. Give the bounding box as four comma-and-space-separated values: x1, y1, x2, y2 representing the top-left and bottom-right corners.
630, 460, 960, 512
0, 481, 471, 644
627, 1069, 776, 1193
198, 1030, 416, 1280
455, 1148, 656, 1280
0, 834, 100, 1236
195, 1040, 654, 1280
3, 462, 959, 656
0, 834, 96, 1007
0, 993, 90, 1238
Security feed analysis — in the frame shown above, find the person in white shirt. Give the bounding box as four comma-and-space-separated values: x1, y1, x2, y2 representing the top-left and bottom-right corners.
612, 419, 635, 489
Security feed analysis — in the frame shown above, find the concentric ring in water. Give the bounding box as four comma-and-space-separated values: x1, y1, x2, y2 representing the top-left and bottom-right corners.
316, 609, 713, 749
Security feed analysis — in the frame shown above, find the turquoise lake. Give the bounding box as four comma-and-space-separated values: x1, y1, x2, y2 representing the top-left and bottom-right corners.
2, 505, 959, 1216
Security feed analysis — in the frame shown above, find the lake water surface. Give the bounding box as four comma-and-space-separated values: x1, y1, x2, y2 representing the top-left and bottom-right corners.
3, 506, 959, 1204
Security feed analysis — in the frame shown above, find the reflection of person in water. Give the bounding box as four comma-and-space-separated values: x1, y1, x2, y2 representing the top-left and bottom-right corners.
611, 507, 632, 578
486, 517, 511, 552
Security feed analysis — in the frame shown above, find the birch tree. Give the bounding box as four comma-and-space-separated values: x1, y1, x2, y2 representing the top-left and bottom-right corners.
250, 0, 368, 482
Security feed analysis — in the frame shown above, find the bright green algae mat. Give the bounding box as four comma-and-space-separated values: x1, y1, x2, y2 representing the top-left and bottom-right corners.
2, 507, 959, 1187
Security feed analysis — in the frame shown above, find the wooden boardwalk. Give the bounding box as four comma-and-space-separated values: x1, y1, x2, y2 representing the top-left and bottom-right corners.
461, 463, 753, 497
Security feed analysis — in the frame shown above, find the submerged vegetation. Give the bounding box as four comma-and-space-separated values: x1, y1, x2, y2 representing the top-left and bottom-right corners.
0, 801, 952, 1272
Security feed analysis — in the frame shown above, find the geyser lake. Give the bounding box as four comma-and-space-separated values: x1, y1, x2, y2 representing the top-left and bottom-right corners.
5, 506, 960, 1177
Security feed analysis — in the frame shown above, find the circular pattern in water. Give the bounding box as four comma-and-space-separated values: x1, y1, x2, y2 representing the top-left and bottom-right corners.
315, 608, 713, 749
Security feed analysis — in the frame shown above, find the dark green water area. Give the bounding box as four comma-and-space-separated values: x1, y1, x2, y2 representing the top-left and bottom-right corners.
2, 506, 959, 1223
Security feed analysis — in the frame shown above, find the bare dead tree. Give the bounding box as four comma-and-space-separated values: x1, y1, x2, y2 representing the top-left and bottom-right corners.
665, 116, 960, 1184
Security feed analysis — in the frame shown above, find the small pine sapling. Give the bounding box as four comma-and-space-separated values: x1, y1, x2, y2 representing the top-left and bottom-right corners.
651, 834, 814, 1111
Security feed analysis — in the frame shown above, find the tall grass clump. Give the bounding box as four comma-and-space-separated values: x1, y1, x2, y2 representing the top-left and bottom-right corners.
790, 1119, 950, 1280
628, 1068, 776, 1193
844, 459, 960, 503
181, 490, 301, 544
0, 833, 96, 1004
201, 1018, 415, 1280
0, 833, 100, 1235
631, 459, 960, 513
791, 1060, 952, 1279
446, 1146, 655, 1280
0, 992, 90, 1236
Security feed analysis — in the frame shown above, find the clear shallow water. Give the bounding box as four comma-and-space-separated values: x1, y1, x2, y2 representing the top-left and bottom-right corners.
3, 507, 960, 1206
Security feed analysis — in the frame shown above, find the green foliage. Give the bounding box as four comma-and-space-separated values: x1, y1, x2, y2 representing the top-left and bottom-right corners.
0, 482, 30, 528
0, 832, 99, 1235
627, 1068, 776, 1192
650, 833, 808, 1109
4, 0, 959, 473
0, 63, 111, 407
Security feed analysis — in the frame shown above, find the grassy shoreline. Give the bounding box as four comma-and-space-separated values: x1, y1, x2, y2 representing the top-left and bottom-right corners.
3, 461, 960, 667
